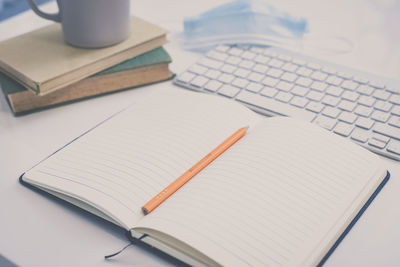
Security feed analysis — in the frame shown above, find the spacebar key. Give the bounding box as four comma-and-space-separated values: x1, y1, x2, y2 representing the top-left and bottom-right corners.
236, 91, 316, 122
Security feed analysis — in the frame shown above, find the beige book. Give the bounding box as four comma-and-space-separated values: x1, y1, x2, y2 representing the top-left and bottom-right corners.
20, 88, 389, 266
0, 16, 166, 95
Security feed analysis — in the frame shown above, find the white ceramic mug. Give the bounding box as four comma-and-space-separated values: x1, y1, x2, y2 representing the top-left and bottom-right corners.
27, 0, 131, 48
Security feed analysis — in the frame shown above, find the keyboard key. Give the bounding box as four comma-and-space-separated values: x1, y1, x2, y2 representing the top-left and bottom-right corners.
368, 138, 386, 149
296, 67, 313, 77
226, 56, 242, 65
306, 101, 324, 113
262, 76, 279, 87
236, 90, 316, 121
296, 77, 313, 87
207, 50, 228, 61
177, 72, 196, 83
307, 62, 321, 70
356, 85, 374, 95
220, 64, 237, 74
310, 71, 327, 81
333, 122, 354, 136
356, 117, 375, 129
389, 95, 400, 105
282, 63, 298, 73
290, 96, 309, 108
249, 46, 264, 53
351, 128, 369, 143
373, 90, 390, 100
218, 84, 240, 98
204, 80, 222, 92
198, 57, 224, 69
205, 69, 222, 79
371, 110, 390, 122
234, 68, 250, 78
292, 58, 306, 65
277, 54, 292, 61
241, 51, 256, 60
353, 76, 369, 84
322, 106, 341, 118
321, 67, 336, 75
254, 54, 271, 64
232, 78, 249, 88
246, 82, 263, 93
291, 85, 309, 97
387, 140, 400, 155
306, 91, 324, 102
252, 64, 269, 73
326, 86, 343, 97
342, 91, 359, 102
276, 81, 293, 92
228, 47, 244, 56
189, 64, 208, 75
322, 95, 340, 106
358, 95, 376, 107
326, 75, 343, 86
374, 100, 392, 112
388, 116, 400, 128
386, 87, 400, 94
281, 72, 298, 83
310, 81, 327, 92
247, 72, 264, 83
314, 115, 337, 130
341, 80, 359, 91
338, 100, 357, 111
268, 58, 284, 68
370, 80, 385, 89
266, 68, 284, 78
190, 76, 209, 87
392, 105, 400, 116
337, 71, 353, 79
260, 87, 278, 97
354, 105, 373, 117
372, 133, 390, 143
338, 111, 357, 124
275, 92, 293, 103
239, 60, 255, 69
218, 73, 235, 84
215, 45, 230, 52
263, 49, 278, 57
373, 123, 400, 140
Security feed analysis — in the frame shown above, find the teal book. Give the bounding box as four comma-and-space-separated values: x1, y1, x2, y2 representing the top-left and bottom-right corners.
0, 47, 172, 115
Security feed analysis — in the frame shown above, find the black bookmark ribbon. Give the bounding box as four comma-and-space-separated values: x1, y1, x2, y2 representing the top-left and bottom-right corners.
104, 232, 147, 260
104, 243, 133, 259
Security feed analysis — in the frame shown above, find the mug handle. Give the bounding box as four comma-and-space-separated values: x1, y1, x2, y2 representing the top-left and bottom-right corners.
27, 0, 61, 22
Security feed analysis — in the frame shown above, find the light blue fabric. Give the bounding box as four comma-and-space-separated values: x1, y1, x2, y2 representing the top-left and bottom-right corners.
182, 0, 307, 51
0, 0, 53, 22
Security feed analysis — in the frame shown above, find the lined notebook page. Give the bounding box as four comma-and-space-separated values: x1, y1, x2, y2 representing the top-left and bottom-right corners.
22, 89, 260, 229
135, 117, 386, 266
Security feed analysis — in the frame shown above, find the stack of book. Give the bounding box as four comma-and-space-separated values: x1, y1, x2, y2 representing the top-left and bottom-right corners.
0, 16, 172, 115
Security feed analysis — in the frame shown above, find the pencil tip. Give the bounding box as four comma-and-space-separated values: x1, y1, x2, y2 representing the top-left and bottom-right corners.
142, 207, 148, 215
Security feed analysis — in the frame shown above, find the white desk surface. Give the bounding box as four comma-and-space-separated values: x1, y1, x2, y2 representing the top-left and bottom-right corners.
0, 0, 399, 266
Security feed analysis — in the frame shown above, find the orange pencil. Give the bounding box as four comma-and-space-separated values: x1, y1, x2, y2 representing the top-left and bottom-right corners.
142, 126, 248, 215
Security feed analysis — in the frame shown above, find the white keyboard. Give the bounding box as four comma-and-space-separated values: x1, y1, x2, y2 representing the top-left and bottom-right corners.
174, 44, 400, 161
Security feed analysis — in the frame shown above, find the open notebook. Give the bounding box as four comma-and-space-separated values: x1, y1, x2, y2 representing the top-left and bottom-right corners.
20, 88, 389, 266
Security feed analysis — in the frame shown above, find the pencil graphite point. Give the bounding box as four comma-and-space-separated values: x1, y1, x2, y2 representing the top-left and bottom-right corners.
142, 207, 149, 215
